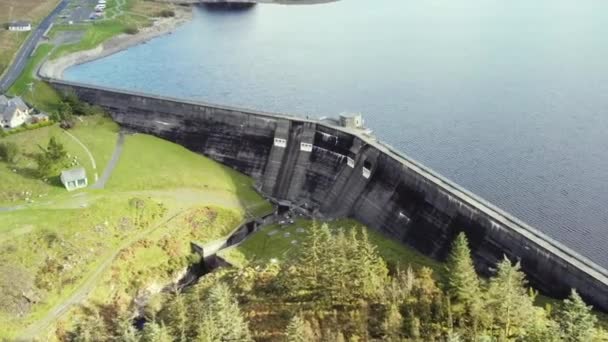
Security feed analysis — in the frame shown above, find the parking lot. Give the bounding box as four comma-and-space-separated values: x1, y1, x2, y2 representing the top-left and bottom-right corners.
57, 0, 104, 24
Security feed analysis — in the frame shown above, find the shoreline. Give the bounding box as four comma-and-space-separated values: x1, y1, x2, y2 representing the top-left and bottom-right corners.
162, 0, 338, 5
39, 0, 338, 80
39, 7, 193, 80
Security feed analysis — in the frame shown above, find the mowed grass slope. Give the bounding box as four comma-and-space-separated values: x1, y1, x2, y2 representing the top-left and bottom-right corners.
107, 133, 272, 216
0, 115, 119, 205
219, 218, 443, 274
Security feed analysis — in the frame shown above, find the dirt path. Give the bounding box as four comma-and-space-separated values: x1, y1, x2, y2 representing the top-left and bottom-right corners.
18, 207, 185, 341
91, 131, 125, 189
62, 129, 98, 182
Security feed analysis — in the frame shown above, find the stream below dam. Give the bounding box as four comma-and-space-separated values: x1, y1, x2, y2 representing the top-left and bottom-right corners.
131, 210, 281, 328
65, 0, 608, 268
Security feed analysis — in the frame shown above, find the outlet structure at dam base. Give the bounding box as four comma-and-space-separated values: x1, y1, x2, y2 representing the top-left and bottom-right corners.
49, 79, 608, 312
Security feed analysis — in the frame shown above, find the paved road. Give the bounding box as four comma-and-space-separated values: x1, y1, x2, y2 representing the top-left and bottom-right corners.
0, 0, 69, 93
92, 131, 125, 189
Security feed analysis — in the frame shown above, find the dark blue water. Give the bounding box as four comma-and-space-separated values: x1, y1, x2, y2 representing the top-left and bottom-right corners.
66, 0, 608, 268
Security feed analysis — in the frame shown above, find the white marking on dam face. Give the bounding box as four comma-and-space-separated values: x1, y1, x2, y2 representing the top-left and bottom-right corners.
155, 120, 172, 126
300, 142, 313, 152
362, 167, 371, 179
274, 138, 287, 148
347, 157, 355, 168
399, 211, 411, 224
320, 131, 334, 141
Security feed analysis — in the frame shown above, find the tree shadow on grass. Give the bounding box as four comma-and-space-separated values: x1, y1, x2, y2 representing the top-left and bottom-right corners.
10, 165, 64, 189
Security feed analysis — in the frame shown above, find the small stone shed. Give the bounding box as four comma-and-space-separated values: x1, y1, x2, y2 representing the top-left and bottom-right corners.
60, 167, 87, 191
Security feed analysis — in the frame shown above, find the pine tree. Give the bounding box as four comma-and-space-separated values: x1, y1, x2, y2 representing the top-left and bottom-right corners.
141, 321, 173, 342
357, 229, 388, 299
524, 307, 561, 342
46, 136, 67, 163
114, 313, 139, 342
486, 257, 536, 339
285, 314, 316, 342
325, 228, 351, 304
412, 267, 444, 339
196, 311, 219, 342
558, 289, 597, 342
196, 282, 253, 341
445, 233, 481, 306
287, 222, 329, 299
381, 303, 403, 340
163, 292, 188, 341
71, 308, 108, 342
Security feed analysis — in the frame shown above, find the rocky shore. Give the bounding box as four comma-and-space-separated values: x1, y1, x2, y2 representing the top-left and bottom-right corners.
39, 8, 192, 80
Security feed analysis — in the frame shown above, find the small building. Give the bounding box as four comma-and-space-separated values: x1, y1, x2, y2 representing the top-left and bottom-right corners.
60, 167, 88, 191
8, 21, 32, 32
0, 95, 31, 128
339, 113, 364, 129
30, 113, 50, 124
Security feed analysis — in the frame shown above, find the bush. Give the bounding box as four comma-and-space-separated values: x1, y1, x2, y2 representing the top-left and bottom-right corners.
158, 9, 175, 18
0, 142, 19, 164
0, 121, 54, 138
124, 26, 139, 35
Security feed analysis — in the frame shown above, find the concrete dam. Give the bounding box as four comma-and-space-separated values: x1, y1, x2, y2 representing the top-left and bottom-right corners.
49, 79, 608, 311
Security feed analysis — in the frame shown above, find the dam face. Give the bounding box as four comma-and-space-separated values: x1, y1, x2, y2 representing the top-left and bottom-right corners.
50, 79, 608, 312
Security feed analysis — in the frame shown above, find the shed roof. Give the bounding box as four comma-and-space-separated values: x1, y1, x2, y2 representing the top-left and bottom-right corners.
9, 21, 31, 27
61, 167, 86, 181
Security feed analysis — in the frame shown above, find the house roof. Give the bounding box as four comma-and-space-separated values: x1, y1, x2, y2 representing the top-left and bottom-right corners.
9, 21, 31, 27
61, 167, 87, 182
0, 96, 28, 122
10, 96, 28, 111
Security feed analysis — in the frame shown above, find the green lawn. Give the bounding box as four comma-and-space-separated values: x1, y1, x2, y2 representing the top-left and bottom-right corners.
7, 43, 63, 112
50, 14, 150, 60
219, 218, 443, 274
0, 115, 118, 206
0, 194, 165, 339
0, 126, 273, 339
51, 20, 126, 60
106, 134, 273, 217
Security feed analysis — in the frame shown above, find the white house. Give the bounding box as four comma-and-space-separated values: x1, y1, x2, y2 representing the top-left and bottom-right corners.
60, 167, 88, 191
0, 95, 31, 128
8, 21, 32, 32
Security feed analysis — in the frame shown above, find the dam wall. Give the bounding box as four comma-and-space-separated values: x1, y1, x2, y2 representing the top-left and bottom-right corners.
50, 79, 608, 311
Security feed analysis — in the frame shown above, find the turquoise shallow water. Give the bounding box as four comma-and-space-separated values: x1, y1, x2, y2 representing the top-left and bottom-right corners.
66, 0, 608, 267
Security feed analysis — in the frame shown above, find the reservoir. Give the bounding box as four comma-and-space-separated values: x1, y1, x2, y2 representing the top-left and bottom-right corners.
65, 0, 608, 268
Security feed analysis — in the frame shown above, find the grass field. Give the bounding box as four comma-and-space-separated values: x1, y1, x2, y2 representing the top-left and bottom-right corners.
0, 120, 272, 339
0, 115, 119, 205
7, 43, 63, 112
49, 0, 175, 60
106, 134, 273, 217
219, 218, 443, 274
0, 0, 61, 76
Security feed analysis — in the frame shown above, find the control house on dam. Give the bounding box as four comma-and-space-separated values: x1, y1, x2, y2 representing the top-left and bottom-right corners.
49, 78, 608, 312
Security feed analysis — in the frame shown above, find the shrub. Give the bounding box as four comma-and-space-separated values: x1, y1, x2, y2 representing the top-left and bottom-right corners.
0, 142, 19, 164
158, 9, 175, 18
124, 26, 139, 35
